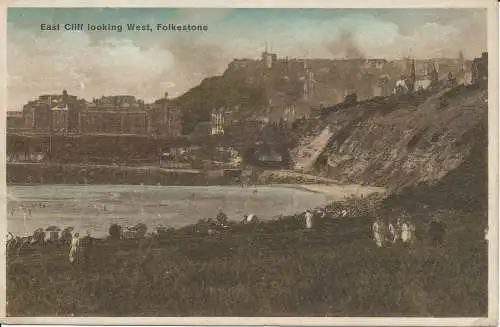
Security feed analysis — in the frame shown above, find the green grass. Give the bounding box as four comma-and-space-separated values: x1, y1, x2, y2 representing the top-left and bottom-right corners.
7, 211, 487, 317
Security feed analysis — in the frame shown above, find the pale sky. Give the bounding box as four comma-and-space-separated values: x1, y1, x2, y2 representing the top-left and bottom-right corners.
7, 8, 487, 111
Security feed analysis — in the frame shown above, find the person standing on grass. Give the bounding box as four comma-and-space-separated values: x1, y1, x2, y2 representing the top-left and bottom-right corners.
305, 210, 314, 229
216, 208, 229, 229
388, 219, 399, 245
429, 218, 446, 247
80, 230, 94, 265
69, 232, 80, 264
372, 217, 384, 248
401, 219, 412, 245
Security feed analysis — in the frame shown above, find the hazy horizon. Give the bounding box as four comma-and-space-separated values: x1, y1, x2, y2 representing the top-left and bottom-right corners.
7, 8, 487, 111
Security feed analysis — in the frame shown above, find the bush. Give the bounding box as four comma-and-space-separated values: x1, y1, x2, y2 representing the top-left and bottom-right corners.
109, 224, 122, 240
133, 223, 148, 238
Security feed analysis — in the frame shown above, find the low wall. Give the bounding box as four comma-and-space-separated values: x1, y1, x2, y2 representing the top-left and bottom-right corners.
7, 163, 353, 187
7, 163, 209, 186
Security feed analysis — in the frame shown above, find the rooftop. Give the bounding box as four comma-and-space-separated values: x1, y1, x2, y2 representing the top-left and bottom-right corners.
51, 105, 69, 111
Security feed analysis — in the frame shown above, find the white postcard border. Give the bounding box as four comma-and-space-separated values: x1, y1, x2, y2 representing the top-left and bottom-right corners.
0, 0, 498, 326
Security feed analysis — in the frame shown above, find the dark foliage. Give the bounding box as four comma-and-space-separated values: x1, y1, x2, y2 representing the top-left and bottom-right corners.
109, 224, 122, 240
173, 76, 268, 135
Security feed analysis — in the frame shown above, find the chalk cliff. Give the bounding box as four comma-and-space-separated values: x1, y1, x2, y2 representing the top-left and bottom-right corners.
291, 84, 488, 209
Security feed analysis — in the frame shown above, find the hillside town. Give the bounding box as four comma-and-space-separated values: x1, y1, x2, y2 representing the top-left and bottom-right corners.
6, 49, 488, 184
7, 49, 487, 138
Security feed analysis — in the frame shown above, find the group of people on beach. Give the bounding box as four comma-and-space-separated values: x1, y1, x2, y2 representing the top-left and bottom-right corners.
10, 202, 50, 216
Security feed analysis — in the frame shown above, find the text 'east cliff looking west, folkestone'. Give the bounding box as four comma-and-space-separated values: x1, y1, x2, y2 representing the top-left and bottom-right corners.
40, 23, 209, 32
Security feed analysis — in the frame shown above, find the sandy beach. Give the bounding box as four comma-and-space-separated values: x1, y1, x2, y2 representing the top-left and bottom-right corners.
281, 183, 387, 200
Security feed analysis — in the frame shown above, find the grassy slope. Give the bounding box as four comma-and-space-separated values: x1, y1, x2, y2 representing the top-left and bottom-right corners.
7, 214, 487, 317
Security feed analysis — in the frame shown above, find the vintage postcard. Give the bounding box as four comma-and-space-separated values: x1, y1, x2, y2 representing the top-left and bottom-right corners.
1, 0, 499, 325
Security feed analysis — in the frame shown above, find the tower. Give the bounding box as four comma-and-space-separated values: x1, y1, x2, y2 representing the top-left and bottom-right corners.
408, 58, 416, 92
429, 61, 439, 86
458, 50, 465, 73
261, 41, 274, 69
62, 89, 68, 103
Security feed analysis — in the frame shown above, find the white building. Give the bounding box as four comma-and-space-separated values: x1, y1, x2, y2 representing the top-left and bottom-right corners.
211, 108, 232, 136
211, 112, 224, 135
414, 79, 432, 92
50, 104, 69, 133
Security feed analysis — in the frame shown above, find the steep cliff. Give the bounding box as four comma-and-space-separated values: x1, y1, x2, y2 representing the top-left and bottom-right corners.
292, 84, 488, 202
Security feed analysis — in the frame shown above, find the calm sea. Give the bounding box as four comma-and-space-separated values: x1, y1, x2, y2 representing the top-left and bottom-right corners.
7, 184, 336, 238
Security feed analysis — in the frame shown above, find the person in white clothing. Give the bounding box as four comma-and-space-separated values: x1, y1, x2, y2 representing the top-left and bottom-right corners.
69, 232, 80, 264
372, 218, 384, 247
401, 222, 410, 244
305, 210, 314, 229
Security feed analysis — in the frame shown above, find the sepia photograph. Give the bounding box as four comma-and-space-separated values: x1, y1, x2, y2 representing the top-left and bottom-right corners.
2, 0, 499, 324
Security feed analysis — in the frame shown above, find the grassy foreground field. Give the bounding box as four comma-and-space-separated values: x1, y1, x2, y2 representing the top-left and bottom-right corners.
7, 209, 487, 317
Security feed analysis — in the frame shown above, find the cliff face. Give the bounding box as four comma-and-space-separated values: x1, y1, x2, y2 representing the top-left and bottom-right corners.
292, 84, 488, 200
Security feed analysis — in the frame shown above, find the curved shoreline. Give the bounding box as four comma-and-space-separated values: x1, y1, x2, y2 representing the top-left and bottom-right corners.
7, 163, 388, 198
7, 183, 335, 238
8, 181, 387, 200
274, 183, 387, 199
